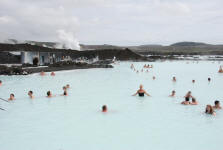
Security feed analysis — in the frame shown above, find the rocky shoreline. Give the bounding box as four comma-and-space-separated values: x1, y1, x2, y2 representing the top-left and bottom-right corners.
0, 61, 113, 75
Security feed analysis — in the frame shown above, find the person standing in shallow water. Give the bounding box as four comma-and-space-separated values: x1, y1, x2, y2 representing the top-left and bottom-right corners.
132, 85, 151, 97
0, 80, 2, 86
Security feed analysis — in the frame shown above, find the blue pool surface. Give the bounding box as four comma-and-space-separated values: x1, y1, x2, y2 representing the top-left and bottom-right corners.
0, 61, 223, 150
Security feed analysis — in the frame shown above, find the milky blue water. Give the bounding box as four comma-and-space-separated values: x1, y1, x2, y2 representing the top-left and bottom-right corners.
0, 61, 223, 150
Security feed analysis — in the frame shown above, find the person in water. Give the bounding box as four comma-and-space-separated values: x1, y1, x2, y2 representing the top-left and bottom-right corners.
172, 76, 176, 82
8, 94, 15, 101
181, 97, 190, 105
40, 71, 46, 76
218, 66, 223, 73
213, 100, 222, 109
66, 84, 70, 89
192, 80, 195, 83
0, 80, 2, 86
208, 78, 211, 82
102, 105, 107, 112
28, 91, 34, 99
62, 86, 68, 96
46, 91, 53, 98
190, 97, 198, 105
205, 105, 216, 115
184, 91, 193, 99
50, 72, 55, 76
169, 90, 176, 97
132, 85, 151, 97
152, 76, 156, 80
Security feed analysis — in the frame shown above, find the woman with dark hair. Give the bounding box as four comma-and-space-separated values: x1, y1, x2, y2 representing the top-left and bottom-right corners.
102, 105, 107, 112
46, 91, 53, 98
205, 105, 216, 115
8, 94, 15, 101
28, 91, 34, 99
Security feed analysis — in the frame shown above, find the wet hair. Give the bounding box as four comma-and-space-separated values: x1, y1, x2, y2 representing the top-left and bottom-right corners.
29, 91, 33, 94
102, 105, 107, 112
63, 86, 67, 90
10, 93, 14, 97
47, 91, 51, 96
208, 78, 211, 81
0, 80, 2, 83
192, 98, 196, 102
185, 97, 190, 101
215, 100, 220, 105
205, 105, 214, 114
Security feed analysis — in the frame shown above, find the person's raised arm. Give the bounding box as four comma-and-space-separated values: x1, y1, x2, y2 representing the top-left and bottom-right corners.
145, 91, 151, 96
132, 91, 138, 96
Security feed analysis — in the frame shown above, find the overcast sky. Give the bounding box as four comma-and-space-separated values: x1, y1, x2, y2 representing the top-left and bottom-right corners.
0, 0, 222, 46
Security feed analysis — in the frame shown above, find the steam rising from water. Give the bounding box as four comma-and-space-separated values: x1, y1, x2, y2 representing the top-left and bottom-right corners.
56, 29, 80, 50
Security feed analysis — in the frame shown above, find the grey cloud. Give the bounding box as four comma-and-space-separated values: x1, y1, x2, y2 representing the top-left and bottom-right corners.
0, 0, 222, 45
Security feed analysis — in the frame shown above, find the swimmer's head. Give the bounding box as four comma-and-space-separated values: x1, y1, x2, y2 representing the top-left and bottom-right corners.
102, 105, 107, 112
188, 91, 191, 94
205, 105, 213, 113
66, 84, 70, 88
192, 80, 195, 83
208, 78, 211, 81
63, 86, 67, 90
0, 80, 2, 83
47, 91, 51, 97
215, 100, 220, 106
10, 93, 15, 99
28, 91, 33, 95
140, 84, 143, 89
192, 98, 196, 102
172, 90, 176, 94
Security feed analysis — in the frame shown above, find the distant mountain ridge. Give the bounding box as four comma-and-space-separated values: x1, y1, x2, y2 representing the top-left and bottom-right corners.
1, 39, 223, 55
170, 42, 209, 47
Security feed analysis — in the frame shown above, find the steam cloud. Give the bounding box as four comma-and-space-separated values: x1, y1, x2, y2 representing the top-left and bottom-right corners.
56, 29, 80, 50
